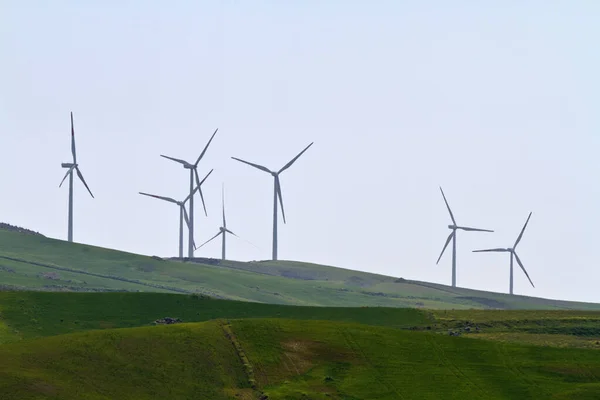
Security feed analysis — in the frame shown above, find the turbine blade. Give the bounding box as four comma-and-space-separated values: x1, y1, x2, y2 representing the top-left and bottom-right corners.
182, 207, 197, 248
436, 232, 454, 264
75, 167, 94, 198
458, 226, 494, 232
227, 229, 260, 250
182, 205, 191, 228
70, 112, 77, 163
192, 169, 212, 216
139, 192, 179, 204
198, 168, 213, 186
472, 248, 509, 252
160, 154, 189, 166
514, 212, 533, 248
59, 165, 75, 187
439, 187, 456, 225
278, 142, 314, 174
514, 251, 535, 288
198, 186, 208, 217
231, 157, 272, 174
194, 128, 219, 166
276, 175, 286, 224
184, 185, 199, 204
195, 231, 222, 250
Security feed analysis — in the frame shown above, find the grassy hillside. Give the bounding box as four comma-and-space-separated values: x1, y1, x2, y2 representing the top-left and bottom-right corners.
2, 291, 599, 352
0, 291, 429, 343
1, 319, 599, 399
1, 228, 599, 310
0, 322, 250, 400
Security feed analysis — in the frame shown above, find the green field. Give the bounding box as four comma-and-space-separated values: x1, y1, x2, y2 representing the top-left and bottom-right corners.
0, 291, 429, 342
0, 291, 598, 398
2, 227, 600, 398
1, 228, 599, 310
0, 317, 599, 399
1, 291, 599, 350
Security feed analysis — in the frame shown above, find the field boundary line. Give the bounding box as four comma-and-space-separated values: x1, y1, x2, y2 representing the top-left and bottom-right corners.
0, 254, 194, 294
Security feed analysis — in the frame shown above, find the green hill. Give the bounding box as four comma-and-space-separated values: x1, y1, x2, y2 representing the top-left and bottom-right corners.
2, 291, 599, 352
1, 228, 599, 310
1, 318, 599, 399
0, 291, 429, 343
2, 227, 600, 399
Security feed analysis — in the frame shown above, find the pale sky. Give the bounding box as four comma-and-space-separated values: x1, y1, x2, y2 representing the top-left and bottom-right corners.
1, 1, 599, 303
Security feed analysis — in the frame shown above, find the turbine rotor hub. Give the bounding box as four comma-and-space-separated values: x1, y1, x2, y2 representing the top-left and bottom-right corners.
271, 171, 278, 177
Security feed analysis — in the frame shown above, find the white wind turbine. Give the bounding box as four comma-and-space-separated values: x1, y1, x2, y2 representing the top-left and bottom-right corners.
194, 184, 256, 260
160, 128, 218, 258
436, 187, 494, 287
473, 212, 535, 295
139, 170, 213, 258
231, 142, 313, 261
59, 112, 94, 242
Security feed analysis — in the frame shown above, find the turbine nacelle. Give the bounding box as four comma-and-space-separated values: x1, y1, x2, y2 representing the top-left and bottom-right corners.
61, 162, 77, 168
448, 224, 457, 230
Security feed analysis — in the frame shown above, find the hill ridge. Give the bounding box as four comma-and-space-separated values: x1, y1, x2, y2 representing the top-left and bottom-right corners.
1, 228, 599, 310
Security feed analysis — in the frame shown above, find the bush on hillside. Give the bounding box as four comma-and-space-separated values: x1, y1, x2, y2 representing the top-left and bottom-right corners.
0, 222, 44, 236
153, 317, 182, 325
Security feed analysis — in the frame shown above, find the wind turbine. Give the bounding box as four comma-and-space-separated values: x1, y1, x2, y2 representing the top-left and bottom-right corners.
160, 128, 218, 258
436, 187, 493, 287
58, 112, 94, 243
473, 212, 535, 295
195, 184, 254, 260
231, 142, 313, 261
139, 170, 213, 258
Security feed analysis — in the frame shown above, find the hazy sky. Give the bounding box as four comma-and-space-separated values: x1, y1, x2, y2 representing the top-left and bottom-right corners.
1, 1, 599, 303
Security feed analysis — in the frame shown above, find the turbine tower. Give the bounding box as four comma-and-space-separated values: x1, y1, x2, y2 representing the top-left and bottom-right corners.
139, 170, 212, 258
195, 184, 251, 260
232, 142, 313, 261
473, 212, 535, 295
58, 112, 94, 242
160, 128, 218, 258
436, 187, 493, 287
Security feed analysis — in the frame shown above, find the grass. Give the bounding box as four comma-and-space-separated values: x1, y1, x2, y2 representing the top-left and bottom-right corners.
469, 332, 600, 351
1, 228, 599, 310
2, 222, 600, 398
431, 309, 600, 336
1, 319, 600, 399
234, 319, 600, 399
1, 291, 599, 353
0, 322, 252, 400
0, 291, 430, 341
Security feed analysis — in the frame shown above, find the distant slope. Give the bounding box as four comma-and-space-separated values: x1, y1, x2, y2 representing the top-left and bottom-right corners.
1, 319, 600, 399
1, 229, 599, 310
